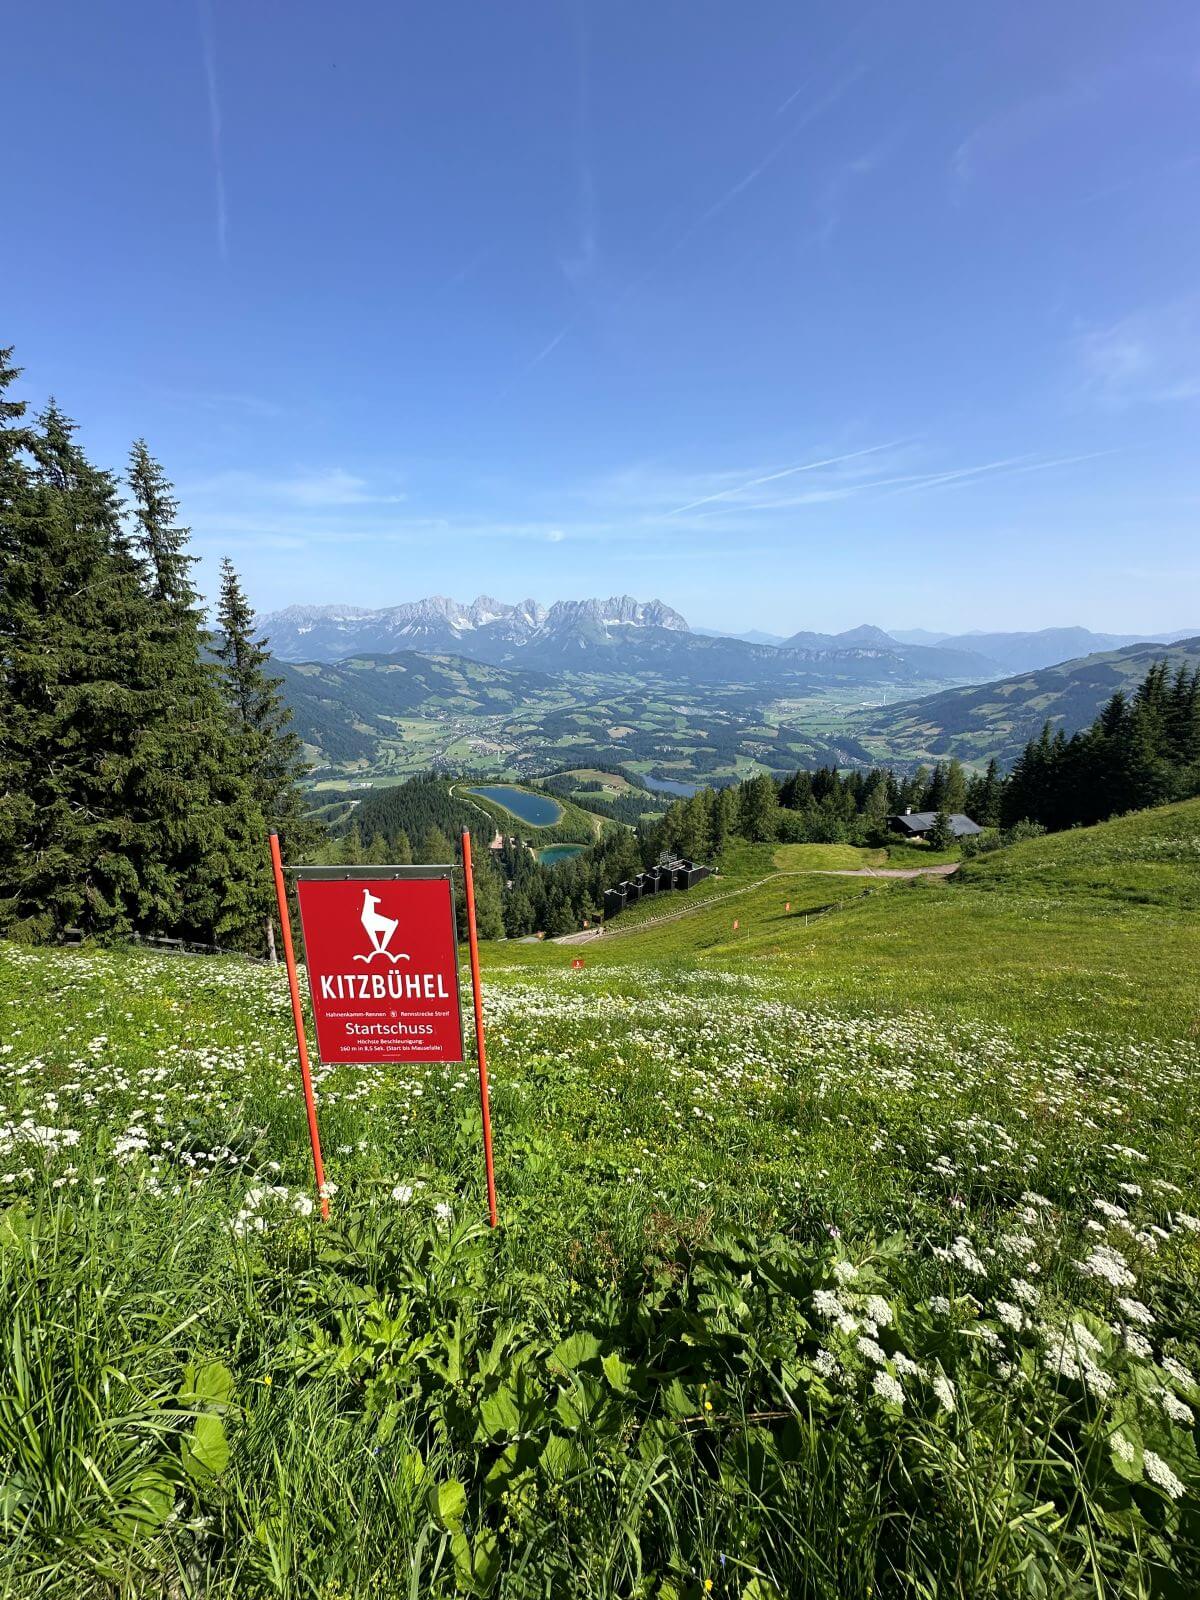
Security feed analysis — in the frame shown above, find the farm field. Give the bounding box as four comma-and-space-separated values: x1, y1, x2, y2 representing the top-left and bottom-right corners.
2, 802, 1199, 1596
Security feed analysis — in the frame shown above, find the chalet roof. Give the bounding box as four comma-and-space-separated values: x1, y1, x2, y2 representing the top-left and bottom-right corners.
888, 811, 982, 836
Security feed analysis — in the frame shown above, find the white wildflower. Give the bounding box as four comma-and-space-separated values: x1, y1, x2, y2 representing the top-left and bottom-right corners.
1076, 1244, 1136, 1289
872, 1371, 905, 1407
1162, 1356, 1196, 1391
833, 1259, 859, 1284
1143, 1450, 1185, 1499
932, 1372, 956, 1412
865, 1295, 893, 1327
813, 1289, 841, 1320
856, 1336, 887, 1365
1159, 1389, 1193, 1426
1116, 1297, 1154, 1326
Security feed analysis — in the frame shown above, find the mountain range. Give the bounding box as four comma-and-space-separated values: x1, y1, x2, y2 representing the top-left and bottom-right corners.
260, 596, 1197, 685
887, 626, 1198, 674
259, 595, 998, 685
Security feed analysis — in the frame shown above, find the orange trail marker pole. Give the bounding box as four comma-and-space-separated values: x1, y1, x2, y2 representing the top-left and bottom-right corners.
461, 829, 499, 1227
269, 831, 329, 1220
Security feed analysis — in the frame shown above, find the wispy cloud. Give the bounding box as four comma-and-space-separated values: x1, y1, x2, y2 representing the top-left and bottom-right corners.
187, 467, 405, 508
952, 76, 1106, 188
197, 0, 227, 260
1076, 299, 1200, 407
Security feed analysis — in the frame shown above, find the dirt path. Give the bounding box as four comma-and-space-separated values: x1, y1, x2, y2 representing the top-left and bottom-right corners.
806, 863, 960, 880
553, 862, 958, 942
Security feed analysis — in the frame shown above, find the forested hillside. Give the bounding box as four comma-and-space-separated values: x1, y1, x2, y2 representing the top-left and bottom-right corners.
852, 636, 1200, 766
0, 348, 315, 951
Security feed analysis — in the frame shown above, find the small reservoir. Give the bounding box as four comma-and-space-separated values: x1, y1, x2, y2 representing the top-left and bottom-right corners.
536, 843, 587, 867
467, 785, 564, 827
642, 774, 704, 798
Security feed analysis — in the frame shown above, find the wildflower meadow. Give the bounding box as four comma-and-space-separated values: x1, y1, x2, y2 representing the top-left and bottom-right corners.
2, 834, 1199, 1600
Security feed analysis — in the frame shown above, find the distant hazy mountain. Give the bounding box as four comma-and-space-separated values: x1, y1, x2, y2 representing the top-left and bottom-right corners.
259, 597, 998, 685
778, 623, 1000, 681
851, 636, 1200, 767
885, 626, 1200, 674
693, 627, 789, 646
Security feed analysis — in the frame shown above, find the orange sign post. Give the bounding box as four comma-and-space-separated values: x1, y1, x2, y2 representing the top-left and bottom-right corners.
269, 831, 330, 1219
460, 829, 499, 1228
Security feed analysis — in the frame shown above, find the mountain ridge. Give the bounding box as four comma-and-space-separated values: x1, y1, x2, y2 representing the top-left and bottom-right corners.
258, 595, 997, 684
850, 636, 1200, 767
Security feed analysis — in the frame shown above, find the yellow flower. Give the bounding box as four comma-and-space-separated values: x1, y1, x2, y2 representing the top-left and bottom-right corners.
704, 1582, 714, 1594
704, 1400, 713, 1412
261, 1374, 273, 1386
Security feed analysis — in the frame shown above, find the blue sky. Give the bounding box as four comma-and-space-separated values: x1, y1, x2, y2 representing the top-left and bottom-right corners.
5, 1, 1199, 634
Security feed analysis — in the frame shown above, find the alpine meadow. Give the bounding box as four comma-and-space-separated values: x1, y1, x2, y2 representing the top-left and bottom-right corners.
5, 2, 1200, 1597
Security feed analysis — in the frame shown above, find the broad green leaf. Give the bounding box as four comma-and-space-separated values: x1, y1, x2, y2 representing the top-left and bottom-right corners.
429, 1477, 467, 1530
123, 1467, 175, 1533
452, 1528, 501, 1595
478, 1382, 522, 1439
549, 1331, 602, 1372
182, 1413, 229, 1481
178, 1360, 234, 1409
601, 1351, 633, 1393
540, 1433, 586, 1480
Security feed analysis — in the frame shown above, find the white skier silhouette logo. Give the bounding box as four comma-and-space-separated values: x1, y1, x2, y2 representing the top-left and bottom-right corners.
354, 887, 411, 963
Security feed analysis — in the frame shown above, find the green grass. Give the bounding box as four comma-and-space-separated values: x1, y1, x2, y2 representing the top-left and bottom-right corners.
3, 802, 1200, 1596
961, 799, 1200, 912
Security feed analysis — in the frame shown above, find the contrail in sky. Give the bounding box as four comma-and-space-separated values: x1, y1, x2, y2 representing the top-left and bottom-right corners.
663, 441, 903, 518
198, 0, 227, 261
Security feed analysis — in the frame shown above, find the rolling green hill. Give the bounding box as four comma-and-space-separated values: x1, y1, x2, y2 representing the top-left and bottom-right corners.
276, 651, 564, 768
507, 798, 1200, 1040
960, 796, 1200, 912
848, 636, 1200, 767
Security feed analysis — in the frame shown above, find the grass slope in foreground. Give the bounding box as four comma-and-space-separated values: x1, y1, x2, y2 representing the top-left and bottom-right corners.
2, 803, 1199, 1596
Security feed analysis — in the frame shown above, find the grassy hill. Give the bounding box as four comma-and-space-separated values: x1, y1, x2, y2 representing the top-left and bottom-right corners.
4, 800, 1199, 1594
527, 799, 1200, 1040
960, 796, 1200, 912
848, 636, 1200, 767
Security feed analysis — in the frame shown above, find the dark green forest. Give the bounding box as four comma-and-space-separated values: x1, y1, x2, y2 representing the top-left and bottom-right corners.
0, 348, 315, 951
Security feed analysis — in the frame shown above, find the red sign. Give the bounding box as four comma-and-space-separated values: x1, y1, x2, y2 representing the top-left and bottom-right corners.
571, 957, 585, 969
295, 874, 464, 1064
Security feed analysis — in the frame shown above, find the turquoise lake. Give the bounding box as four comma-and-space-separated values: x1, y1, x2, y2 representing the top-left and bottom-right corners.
536, 843, 587, 867
467, 785, 564, 827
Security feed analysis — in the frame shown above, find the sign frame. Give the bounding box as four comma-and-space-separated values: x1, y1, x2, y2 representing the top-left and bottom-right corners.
289, 862, 466, 1067
270, 835, 499, 1229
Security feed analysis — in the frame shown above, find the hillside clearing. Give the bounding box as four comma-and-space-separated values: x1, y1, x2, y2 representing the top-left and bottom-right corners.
3, 802, 1199, 1596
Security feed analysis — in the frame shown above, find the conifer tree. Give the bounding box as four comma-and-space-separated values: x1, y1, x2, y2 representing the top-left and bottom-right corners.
0, 401, 163, 936
213, 557, 317, 952
123, 443, 243, 940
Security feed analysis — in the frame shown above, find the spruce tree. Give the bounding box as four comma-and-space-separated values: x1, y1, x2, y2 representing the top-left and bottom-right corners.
0, 402, 162, 936
214, 557, 317, 952
124, 443, 243, 941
